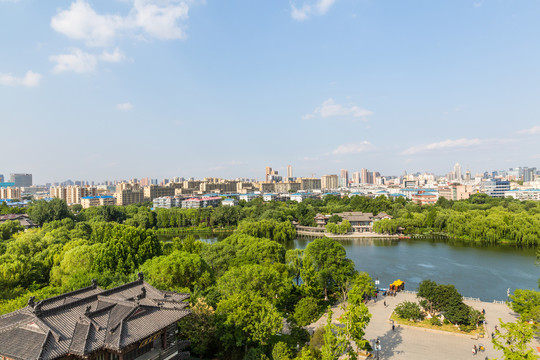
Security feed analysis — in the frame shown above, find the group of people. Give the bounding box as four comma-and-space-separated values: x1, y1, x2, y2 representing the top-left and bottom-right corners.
471, 344, 485, 355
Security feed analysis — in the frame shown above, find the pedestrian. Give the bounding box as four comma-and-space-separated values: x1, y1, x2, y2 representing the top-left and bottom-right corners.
392, 323, 395, 331
472, 346, 476, 356
482, 308, 486, 315
384, 300, 387, 307
495, 325, 498, 332
491, 332, 495, 339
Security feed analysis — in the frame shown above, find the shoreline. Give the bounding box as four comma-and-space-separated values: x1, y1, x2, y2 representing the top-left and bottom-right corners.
296, 229, 404, 239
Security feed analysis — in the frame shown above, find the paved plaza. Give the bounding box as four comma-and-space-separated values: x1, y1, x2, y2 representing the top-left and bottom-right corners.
306, 292, 539, 360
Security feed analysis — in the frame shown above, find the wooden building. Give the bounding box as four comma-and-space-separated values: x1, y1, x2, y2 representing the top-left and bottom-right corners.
0, 273, 190, 360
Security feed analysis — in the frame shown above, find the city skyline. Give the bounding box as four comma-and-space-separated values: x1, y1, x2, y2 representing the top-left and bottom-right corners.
1, 162, 537, 186
2, 1, 540, 184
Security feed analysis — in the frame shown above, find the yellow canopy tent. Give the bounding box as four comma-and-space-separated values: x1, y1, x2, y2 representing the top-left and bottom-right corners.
389, 279, 405, 291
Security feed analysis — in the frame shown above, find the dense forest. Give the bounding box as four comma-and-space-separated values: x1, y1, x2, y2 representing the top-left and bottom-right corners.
0, 199, 377, 359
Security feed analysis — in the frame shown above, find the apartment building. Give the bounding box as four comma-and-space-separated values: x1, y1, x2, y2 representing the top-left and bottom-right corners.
321, 175, 339, 190
144, 185, 176, 201
181, 196, 221, 209
80, 195, 116, 208
50, 185, 98, 204
438, 185, 474, 201
0, 187, 21, 200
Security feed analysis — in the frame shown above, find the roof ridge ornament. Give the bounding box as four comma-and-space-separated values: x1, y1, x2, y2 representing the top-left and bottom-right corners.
137, 272, 144, 282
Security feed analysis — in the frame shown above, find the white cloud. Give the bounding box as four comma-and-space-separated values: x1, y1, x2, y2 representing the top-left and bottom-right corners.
50, 48, 128, 73
332, 141, 373, 155
130, 0, 189, 40
518, 126, 540, 135
50, 0, 192, 47
291, 0, 336, 21
50, 49, 98, 73
400, 138, 512, 155
117, 102, 134, 111
0, 71, 42, 87
99, 48, 126, 63
51, 0, 124, 47
303, 98, 373, 120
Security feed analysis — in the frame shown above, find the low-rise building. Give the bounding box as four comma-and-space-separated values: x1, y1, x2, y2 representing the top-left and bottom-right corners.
222, 198, 239, 207
504, 189, 540, 201
239, 194, 261, 202
181, 196, 221, 209
482, 180, 511, 198
0, 213, 37, 228
0, 273, 191, 360
80, 195, 116, 208
412, 190, 438, 205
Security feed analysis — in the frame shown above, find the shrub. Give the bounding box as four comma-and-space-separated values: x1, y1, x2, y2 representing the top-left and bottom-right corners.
394, 301, 424, 321
429, 316, 442, 326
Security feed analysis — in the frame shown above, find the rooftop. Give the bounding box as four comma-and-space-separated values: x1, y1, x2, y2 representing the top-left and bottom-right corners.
0, 274, 190, 360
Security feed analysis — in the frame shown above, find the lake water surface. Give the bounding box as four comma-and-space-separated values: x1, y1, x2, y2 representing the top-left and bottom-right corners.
291, 237, 538, 301
183, 233, 539, 301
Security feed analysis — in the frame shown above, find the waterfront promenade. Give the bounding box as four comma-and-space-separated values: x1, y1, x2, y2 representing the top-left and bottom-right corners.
306, 292, 539, 359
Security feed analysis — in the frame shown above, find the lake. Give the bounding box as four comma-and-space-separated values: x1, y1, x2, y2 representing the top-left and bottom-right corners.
291, 237, 539, 301
176, 233, 539, 301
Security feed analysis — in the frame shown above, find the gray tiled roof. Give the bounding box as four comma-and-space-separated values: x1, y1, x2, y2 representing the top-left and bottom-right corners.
0, 276, 191, 360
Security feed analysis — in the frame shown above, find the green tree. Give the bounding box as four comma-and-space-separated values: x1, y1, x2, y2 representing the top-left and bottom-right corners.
348, 272, 375, 304
178, 299, 218, 358
216, 264, 292, 306
140, 250, 213, 292
339, 301, 372, 355
394, 301, 424, 321
0, 220, 24, 241
302, 237, 355, 300
320, 310, 347, 360
292, 297, 321, 326
272, 342, 293, 360
217, 293, 282, 352
492, 319, 539, 360
286, 249, 304, 286
28, 198, 72, 226
509, 289, 540, 323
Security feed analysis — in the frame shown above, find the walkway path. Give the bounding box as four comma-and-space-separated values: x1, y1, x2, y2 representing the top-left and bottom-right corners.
306, 292, 539, 359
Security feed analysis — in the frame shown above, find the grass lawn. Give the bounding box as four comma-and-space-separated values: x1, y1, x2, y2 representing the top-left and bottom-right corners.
390, 313, 484, 337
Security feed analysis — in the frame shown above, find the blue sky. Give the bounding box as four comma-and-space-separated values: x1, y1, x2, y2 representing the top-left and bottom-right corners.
1, 0, 540, 184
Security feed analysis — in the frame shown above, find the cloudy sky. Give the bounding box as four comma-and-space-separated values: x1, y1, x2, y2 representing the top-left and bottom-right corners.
1, 0, 540, 184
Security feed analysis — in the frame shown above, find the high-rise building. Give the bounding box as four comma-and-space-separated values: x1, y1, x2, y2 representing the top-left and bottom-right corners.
140, 177, 150, 187
361, 168, 369, 184
321, 175, 339, 190
523, 167, 536, 182
287, 165, 293, 179
453, 163, 462, 181
0, 174, 3, 183
50, 185, 98, 204
339, 169, 349, 188
10, 173, 32, 187
265, 167, 273, 182
352, 172, 360, 184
